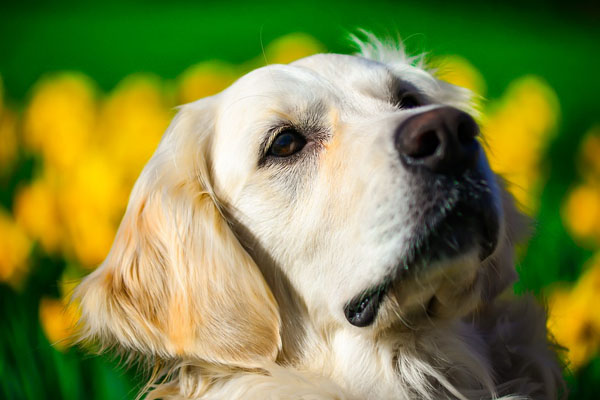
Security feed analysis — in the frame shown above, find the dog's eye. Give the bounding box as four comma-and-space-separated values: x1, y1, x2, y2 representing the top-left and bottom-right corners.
268, 129, 307, 157
398, 92, 421, 109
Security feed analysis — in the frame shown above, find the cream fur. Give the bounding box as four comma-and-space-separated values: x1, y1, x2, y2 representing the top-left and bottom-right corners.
74, 36, 564, 399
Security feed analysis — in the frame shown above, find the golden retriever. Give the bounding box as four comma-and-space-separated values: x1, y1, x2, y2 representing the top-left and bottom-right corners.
74, 36, 564, 399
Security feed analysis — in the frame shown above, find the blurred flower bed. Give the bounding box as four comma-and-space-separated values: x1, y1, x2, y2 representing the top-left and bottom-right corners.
0, 33, 598, 397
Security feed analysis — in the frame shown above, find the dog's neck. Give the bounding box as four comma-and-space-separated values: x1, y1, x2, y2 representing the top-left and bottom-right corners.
229, 224, 559, 399
272, 291, 561, 400
253, 249, 492, 398
280, 308, 498, 399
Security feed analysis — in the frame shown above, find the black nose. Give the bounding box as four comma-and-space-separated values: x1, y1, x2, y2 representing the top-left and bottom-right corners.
395, 107, 480, 175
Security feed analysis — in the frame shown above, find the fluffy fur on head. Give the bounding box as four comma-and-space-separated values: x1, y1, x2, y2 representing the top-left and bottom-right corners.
74, 35, 564, 399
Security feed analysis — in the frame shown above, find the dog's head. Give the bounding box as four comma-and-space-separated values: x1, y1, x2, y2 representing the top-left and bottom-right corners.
75, 39, 525, 369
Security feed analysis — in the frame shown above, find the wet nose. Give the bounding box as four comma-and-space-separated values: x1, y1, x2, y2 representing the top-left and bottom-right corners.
395, 107, 480, 175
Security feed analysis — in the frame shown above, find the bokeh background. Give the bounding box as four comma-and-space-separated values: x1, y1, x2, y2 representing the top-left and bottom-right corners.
1, 1, 599, 398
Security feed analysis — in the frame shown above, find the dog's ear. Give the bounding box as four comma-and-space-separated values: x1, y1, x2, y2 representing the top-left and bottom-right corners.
480, 185, 529, 302
74, 101, 281, 367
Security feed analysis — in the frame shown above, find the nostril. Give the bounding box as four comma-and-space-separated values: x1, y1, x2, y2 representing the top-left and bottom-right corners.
457, 117, 478, 146
408, 130, 439, 159
457, 122, 472, 145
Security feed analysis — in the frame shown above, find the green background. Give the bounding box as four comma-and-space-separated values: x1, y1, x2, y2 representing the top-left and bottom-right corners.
1, 0, 599, 398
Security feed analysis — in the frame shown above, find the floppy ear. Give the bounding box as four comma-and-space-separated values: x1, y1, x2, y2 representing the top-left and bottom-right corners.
74, 101, 281, 367
480, 184, 530, 302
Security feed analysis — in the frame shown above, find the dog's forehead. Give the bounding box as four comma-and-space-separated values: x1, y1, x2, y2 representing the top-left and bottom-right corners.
224, 64, 330, 100
223, 54, 396, 104
216, 54, 401, 128
216, 65, 332, 138
291, 53, 393, 85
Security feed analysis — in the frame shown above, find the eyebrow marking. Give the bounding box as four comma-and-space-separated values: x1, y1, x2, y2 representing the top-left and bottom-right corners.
389, 78, 421, 103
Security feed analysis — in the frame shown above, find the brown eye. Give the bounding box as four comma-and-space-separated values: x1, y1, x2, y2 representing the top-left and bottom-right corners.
398, 93, 421, 109
268, 129, 306, 157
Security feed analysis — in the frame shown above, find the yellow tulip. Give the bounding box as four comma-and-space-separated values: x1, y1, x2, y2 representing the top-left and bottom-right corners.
62, 206, 116, 269
23, 73, 97, 171
0, 108, 18, 171
264, 33, 325, 64
579, 125, 600, 182
177, 61, 238, 104
14, 177, 64, 254
562, 125, 600, 246
482, 76, 559, 214
0, 209, 31, 286
39, 297, 79, 351
434, 55, 487, 98
563, 183, 600, 245
57, 154, 123, 268
97, 75, 172, 186
547, 254, 600, 369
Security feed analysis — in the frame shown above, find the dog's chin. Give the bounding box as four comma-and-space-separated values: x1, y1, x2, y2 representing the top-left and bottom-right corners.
344, 246, 486, 330
385, 249, 485, 326
344, 187, 501, 329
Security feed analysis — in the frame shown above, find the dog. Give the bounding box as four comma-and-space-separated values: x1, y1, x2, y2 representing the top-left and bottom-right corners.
74, 36, 564, 399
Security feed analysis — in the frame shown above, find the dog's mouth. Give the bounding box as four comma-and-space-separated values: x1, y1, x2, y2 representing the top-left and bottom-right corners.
344, 171, 500, 328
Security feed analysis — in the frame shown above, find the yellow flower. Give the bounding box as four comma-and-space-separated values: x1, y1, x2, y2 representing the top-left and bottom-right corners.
0, 209, 31, 286
39, 297, 79, 351
547, 254, 600, 369
67, 213, 116, 269
434, 55, 487, 97
563, 183, 600, 245
579, 125, 600, 182
23, 73, 97, 171
16, 74, 172, 268
264, 33, 325, 64
562, 125, 600, 246
14, 158, 121, 268
177, 34, 323, 105
97, 75, 172, 186
0, 108, 18, 171
57, 153, 123, 268
177, 61, 238, 104
14, 177, 63, 254
0, 73, 19, 170
482, 76, 559, 214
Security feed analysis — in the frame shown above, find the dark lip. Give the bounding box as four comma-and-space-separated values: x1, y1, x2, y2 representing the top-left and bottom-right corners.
401, 198, 500, 271
344, 171, 500, 328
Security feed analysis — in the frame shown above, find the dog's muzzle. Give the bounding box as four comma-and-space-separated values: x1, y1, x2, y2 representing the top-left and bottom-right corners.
344, 107, 500, 328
